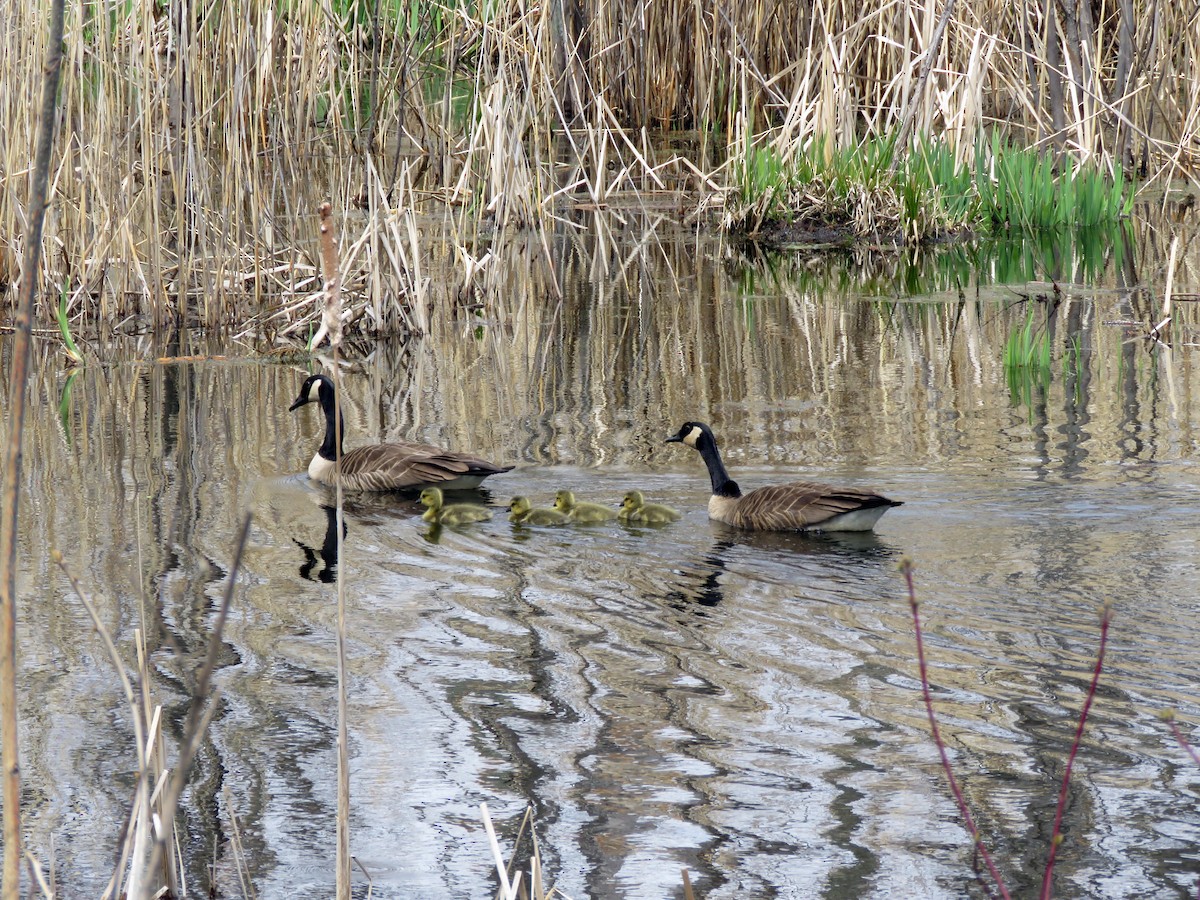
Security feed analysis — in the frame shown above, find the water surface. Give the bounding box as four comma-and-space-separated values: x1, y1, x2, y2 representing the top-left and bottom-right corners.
7, 223, 1200, 898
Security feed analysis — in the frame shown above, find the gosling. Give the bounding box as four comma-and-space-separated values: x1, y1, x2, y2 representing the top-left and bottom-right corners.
509, 496, 569, 526
618, 490, 681, 525
419, 487, 493, 526
553, 490, 617, 524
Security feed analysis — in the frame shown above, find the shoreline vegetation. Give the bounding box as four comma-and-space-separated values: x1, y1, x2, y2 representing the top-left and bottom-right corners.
0, 0, 1196, 337
2, 3, 1200, 897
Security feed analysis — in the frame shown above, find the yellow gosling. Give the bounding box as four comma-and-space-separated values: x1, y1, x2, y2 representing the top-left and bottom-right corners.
618, 490, 681, 525
509, 495, 570, 526
419, 487, 493, 526
553, 490, 617, 523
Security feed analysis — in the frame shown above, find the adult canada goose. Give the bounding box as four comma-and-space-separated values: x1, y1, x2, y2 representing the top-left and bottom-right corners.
289, 374, 513, 491
419, 488, 493, 526
509, 496, 569, 526
666, 421, 901, 532
618, 490, 681, 525
553, 490, 617, 523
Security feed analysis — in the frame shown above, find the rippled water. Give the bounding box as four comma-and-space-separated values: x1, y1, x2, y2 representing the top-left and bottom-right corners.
8, 224, 1200, 898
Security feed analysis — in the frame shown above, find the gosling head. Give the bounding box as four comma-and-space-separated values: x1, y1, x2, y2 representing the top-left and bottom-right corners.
620, 490, 645, 513
419, 488, 444, 509
665, 421, 710, 449
553, 490, 575, 513
289, 373, 333, 411
509, 496, 532, 515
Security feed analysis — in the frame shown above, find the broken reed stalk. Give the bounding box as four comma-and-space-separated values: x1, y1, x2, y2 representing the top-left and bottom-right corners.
1038, 603, 1111, 900
22, 852, 52, 899
890, 0, 958, 171
900, 559, 1012, 900
317, 202, 352, 900
223, 785, 257, 900
142, 512, 252, 898
481, 803, 523, 900
481, 803, 567, 900
682, 868, 696, 900
52, 556, 172, 898
0, 0, 66, 896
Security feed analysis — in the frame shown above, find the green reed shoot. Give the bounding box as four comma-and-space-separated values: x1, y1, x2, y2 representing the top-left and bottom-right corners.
975, 135, 1133, 231
1003, 305, 1052, 371
1003, 305, 1053, 409
727, 132, 1132, 240
57, 370, 80, 447
54, 283, 83, 365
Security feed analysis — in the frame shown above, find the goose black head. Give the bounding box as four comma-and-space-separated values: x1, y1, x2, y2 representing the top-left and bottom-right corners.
665, 421, 711, 449
289, 374, 333, 412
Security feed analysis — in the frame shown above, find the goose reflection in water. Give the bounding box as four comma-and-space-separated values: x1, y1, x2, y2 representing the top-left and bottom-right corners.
661, 527, 902, 613
294, 504, 344, 583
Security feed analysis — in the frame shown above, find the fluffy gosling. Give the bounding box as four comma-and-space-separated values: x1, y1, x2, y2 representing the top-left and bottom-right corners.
509, 496, 570, 526
553, 490, 617, 524
618, 490, 681, 525
419, 487, 493, 526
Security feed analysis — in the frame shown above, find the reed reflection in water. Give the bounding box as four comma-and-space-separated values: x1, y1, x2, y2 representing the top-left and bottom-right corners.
6, 226, 1200, 898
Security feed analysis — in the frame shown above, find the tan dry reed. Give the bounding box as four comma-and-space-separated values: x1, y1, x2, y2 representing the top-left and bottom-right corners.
0, 0, 1197, 334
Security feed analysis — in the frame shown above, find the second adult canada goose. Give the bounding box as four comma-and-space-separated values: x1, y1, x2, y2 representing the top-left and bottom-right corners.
553, 490, 617, 523
618, 490, 681, 524
509, 496, 569, 526
289, 374, 513, 491
419, 488, 493, 526
666, 421, 901, 532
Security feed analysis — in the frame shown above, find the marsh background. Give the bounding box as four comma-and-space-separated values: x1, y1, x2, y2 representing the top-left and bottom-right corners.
3, 0, 1200, 896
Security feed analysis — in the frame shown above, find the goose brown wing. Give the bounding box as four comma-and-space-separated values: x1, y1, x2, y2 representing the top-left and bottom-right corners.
339, 441, 512, 491
731, 482, 895, 531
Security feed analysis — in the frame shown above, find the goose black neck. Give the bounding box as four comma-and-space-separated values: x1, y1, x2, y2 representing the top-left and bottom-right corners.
697, 433, 741, 498
318, 392, 345, 461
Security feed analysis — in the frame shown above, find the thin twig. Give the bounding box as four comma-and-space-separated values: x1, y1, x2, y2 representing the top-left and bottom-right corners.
1039, 603, 1112, 900
1162, 712, 1200, 768
1164, 707, 1200, 900
22, 852, 53, 899
901, 559, 1012, 900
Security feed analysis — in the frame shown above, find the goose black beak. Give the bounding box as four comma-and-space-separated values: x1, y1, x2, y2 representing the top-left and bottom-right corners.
664, 434, 682, 443
288, 395, 309, 412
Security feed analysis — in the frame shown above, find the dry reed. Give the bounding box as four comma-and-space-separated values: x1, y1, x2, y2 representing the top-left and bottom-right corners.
0, 0, 66, 896
0, 0, 1194, 334
315, 201, 354, 900
53, 557, 178, 900
482, 803, 570, 900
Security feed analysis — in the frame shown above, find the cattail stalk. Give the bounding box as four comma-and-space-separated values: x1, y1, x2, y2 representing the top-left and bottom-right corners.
0, 0, 66, 896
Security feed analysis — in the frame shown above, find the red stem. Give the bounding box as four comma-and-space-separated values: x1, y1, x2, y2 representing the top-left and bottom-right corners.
902, 560, 1012, 900
1168, 719, 1200, 768
1039, 605, 1112, 900
1164, 714, 1200, 900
